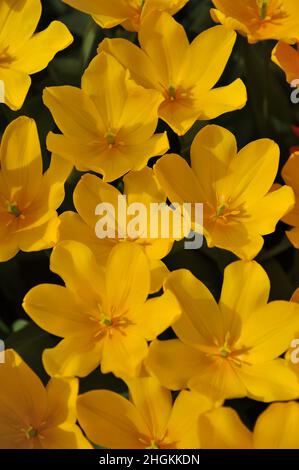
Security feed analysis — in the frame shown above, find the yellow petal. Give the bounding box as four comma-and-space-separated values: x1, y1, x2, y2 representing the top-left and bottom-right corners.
0, 67, 31, 110
148, 258, 170, 293
0, 350, 47, 431
23, 284, 90, 338
77, 390, 149, 449
154, 153, 203, 204
254, 402, 299, 449
184, 26, 237, 91
58, 211, 115, 264
230, 138, 280, 207
136, 290, 181, 341
247, 186, 295, 235
100, 327, 148, 378
81, 53, 127, 129
12, 21, 73, 74
99, 38, 161, 89
0, 117, 42, 204
41, 423, 92, 449
206, 220, 264, 261
50, 241, 105, 307
45, 377, 78, 426
45, 133, 104, 174
219, 260, 270, 340
43, 85, 104, 140
167, 390, 214, 449
236, 359, 299, 402
188, 357, 246, 401
0, 232, 19, 262
190, 124, 237, 202
198, 407, 253, 449
236, 301, 299, 363
105, 243, 150, 314
127, 375, 172, 441
0, 0, 41, 51
146, 339, 204, 390
63, 0, 131, 29
196, 79, 247, 120
18, 216, 59, 252
74, 173, 120, 230
139, 12, 189, 88
43, 336, 103, 378
165, 269, 224, 349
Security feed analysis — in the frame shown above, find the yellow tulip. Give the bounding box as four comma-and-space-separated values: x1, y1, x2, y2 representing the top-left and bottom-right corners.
0, 0, 73, 110
0, 117, 71, 262
99, 14, 247, 135
43, 52, 168, 182
63, 0, 188, 31
211, 0, 299, 43
58, 168, 174, 293
77, 374, 213, 449
0, 350, 91, 449
154, 125, 294, 260
146, 260, 299, 402
198, 402, 299, 448
23, 241, 181, 379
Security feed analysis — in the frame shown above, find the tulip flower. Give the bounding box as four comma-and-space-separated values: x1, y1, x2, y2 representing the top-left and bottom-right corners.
99, 13, 247, 135
0, 116, 71, 262
211, 0, 299, 43
0, 0, 73, 110
146, 260, 299, 402
43, 52, 168, 182
154, 125, 294, 259
77, 375, 213, 449
0, 350, 91, 449
58, 168, 174, 293
23, 241, 181, 379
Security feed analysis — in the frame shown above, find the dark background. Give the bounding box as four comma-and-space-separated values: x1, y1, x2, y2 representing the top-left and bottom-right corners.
0, 0, 299, 430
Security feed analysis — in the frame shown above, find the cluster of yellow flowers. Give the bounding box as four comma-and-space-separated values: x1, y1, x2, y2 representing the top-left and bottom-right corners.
1, 0, 299, 449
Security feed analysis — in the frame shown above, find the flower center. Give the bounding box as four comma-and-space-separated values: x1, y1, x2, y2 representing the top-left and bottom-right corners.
216, 203, 227, 218
218, 332, 231, 358
100, 315, 113, 327
91, 305, 133, 339
168, 85, 177, 101
105, 131, 116, 148
211, 195, 242, 224
257, 0, 269, 19
146, 440, 160, 449
25, 426, 38, 439
253, 0, 287, 24
7, 202, 22, 218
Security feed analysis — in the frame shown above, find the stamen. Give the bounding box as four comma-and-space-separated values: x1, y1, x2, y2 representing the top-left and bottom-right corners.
105, 131, 116, 148
219, 332, 231, 358
216, 204, 227, 217
146, 440, 159, 449
100, 316, 113, 327
257, 0, 269, 20
168, 85, 176, 101
7, 202, 21, 218
25, 427, 38, 439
